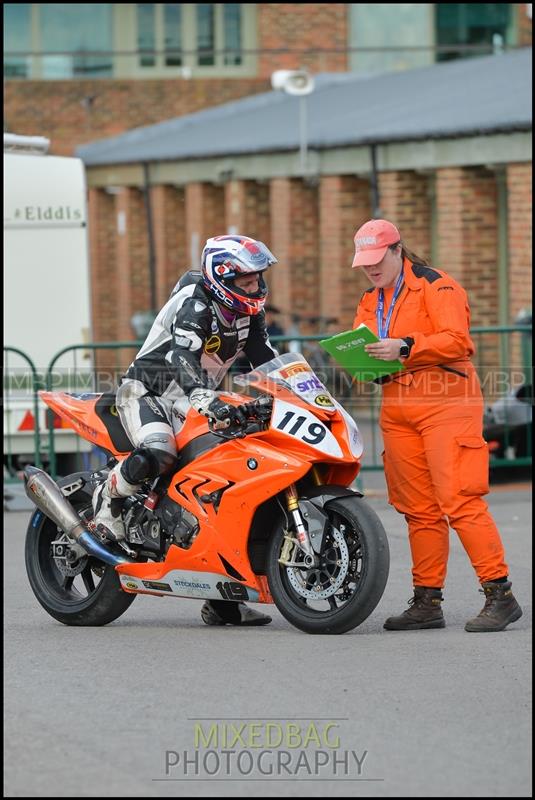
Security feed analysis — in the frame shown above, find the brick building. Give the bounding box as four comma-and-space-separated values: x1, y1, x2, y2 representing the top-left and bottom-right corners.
4, 4, 532, 358
76, 49, 532, 361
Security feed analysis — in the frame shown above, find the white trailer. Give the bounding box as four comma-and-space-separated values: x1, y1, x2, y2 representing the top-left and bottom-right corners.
4, 133, 93, 473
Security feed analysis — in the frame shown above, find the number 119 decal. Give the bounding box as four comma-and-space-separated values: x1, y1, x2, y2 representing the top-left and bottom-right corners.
271, 400, 343, 457
276, 411, 327, 445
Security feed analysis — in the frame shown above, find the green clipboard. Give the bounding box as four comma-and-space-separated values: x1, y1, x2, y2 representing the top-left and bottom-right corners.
319, 324, 405, 382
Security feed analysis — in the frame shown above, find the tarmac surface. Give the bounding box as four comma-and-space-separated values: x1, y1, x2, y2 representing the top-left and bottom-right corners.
3, 479, 532, 798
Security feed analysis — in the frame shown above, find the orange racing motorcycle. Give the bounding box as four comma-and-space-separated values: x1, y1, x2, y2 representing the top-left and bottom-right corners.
24, 353, 389, 634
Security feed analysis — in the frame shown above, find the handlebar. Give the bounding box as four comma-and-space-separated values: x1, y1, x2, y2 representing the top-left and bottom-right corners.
208, 395, 273, 439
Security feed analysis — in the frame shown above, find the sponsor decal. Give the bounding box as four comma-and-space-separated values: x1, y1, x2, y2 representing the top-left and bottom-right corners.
174, 578, 212, 591
279, 363, 310, 379
315, 394, 334, 407
355, 235, 377, 248
32, 511, 43, 528
438, 286, 455, 291
210, 284, 234, 308
124, 581, 139, 590
216, 581, 250, 600
66, 392, 98, 400
10, 205, 83, 223
174, 335, 193, 349
110, 404, 118, 416
142, 580, 173, 592
178, 355, 203, 383
204, 335, 221, 354
296, 377, 324, 393
145, 396, 164, 417
52, 406, 99, 439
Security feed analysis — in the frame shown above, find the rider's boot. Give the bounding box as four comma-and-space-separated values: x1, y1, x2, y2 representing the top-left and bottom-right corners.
201, 600, 272, 626
92, 461, 141, 542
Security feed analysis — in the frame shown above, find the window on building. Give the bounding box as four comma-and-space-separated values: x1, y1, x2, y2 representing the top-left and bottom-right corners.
436, 4, 515, 60
223, 4, 242, 65
40, 4, 113, 77
197, 5, 215, 66
4, 3, 113, 79
4, 3, 254, 80
4, 4, 31, 78
136, 3, 248, 73
348, 4, 518, 76
164, 4, 182, 66
137, 4, 156, 67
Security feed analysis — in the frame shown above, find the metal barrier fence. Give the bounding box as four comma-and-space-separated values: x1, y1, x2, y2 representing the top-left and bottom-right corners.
3, 325, 532, 484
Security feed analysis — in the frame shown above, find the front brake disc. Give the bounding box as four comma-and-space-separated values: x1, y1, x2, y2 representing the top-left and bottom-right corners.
285, 528, 349, 600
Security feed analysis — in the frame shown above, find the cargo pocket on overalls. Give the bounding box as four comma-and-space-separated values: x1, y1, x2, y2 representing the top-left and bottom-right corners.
455, 436, 489, 496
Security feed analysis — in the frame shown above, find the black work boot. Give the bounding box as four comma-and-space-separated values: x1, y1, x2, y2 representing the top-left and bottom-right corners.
201, 600, 272, 627
383, 587, 445, 631
465, 581, 522, 632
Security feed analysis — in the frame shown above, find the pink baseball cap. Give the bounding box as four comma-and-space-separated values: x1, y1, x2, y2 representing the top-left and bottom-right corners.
352, 219, 401, 268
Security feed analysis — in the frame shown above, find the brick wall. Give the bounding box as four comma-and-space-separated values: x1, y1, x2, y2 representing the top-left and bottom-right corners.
184, 183, 226, 269
269, 178, 319, 333
517, 5, 533, 46
435, 166, 500, 327
507, 161, 532, 380
379, 171, 433, 263
88, 188, 117, 376
4, 78, 270, 157
435, 166, 502, 389
224, 180, 271, 245
257, 4, 348, 75
318, 175, 371, 332
115, 188, 151, 342
151, 185, 187, 305
507, 162, 533, 320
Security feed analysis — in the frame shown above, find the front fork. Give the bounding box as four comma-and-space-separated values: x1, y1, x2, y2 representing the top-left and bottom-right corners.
280, 483, 317, 567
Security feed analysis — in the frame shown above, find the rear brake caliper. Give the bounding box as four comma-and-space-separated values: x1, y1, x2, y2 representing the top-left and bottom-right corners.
51, 533, 88, 576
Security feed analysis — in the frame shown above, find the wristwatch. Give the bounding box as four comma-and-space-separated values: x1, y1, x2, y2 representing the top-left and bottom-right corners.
399, 337, 414, 358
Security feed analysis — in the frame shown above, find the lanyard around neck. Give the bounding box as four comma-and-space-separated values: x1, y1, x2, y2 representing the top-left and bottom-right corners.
376, 269, 404, 339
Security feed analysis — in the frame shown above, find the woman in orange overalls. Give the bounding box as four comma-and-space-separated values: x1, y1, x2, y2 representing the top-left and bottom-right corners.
351, 219, 522, 632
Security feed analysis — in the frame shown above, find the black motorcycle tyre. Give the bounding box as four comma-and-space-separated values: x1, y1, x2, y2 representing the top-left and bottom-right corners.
266, 494, 389, 634
25, 475, 136, 626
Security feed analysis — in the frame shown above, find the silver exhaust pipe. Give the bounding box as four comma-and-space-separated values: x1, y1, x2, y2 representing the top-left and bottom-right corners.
24, 466, 132, 566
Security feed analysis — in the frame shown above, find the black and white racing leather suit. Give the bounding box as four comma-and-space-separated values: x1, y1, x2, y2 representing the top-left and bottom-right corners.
115, 278, 276, 471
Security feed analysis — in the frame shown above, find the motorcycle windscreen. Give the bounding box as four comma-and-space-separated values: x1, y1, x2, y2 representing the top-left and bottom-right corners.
233, 352, 336, 412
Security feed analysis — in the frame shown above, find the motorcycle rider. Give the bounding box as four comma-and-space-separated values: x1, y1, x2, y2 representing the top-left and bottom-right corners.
92, 234, 278, 626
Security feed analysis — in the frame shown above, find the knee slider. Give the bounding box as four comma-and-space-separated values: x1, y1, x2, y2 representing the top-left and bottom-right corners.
121, 448, 160, 484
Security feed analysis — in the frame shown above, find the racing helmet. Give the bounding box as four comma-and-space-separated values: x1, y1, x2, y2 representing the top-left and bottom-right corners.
201, 235, 278, 315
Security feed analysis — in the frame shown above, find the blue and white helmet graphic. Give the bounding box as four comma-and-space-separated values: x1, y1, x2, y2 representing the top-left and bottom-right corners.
201, 235, 278, 315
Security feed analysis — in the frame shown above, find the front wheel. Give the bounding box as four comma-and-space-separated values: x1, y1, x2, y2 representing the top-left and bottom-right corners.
266, 494, 389, 634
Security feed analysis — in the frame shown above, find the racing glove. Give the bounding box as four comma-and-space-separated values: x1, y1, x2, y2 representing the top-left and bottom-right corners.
189, 388, 247, 428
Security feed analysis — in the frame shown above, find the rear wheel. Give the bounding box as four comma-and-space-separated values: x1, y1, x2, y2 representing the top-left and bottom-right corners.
25, 476, 136, 626
266, 494, 389, 634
